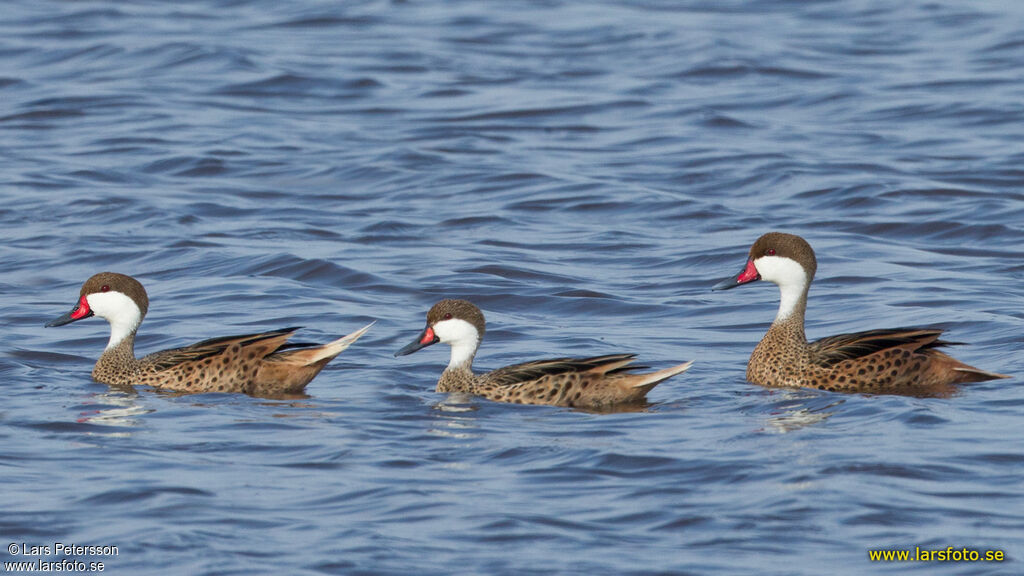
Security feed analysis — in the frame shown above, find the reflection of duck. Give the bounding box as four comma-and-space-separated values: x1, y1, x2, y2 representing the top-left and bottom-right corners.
47, 272, 372, 397
762, 390, 842, 434
395, 299, 692, 408
76, 390, 151, 430
714, 232, 1007, 396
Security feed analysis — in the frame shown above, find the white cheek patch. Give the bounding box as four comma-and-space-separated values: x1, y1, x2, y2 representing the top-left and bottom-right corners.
753, 256, 806, 286
753, 256, 808, 321
85, 292, 142, 349
432, 318, 480, 369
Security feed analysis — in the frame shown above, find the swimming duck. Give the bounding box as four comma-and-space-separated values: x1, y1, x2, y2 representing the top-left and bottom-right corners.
395, 299, 692, 408
713, 232, 1008, 396
47, 272, 372, 397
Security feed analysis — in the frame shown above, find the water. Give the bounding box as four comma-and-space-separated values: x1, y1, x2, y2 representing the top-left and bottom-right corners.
2, 0, 1022, 574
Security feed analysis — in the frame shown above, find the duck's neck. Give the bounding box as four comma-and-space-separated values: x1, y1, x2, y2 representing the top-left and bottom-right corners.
447, 336, 478, 371
769, 283, 809, 344
105, 310, 141, 351
438, 339, 476, 392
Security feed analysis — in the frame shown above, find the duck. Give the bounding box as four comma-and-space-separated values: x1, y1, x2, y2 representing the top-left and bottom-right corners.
46, 272, 373, 397
713, 232, 1008, 396
394, 299, 692, 408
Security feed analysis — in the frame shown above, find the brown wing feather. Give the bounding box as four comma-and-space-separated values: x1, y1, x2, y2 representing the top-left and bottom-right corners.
484, 353, 638, 387
144, 327, 300, 371
809, 328, 952, 367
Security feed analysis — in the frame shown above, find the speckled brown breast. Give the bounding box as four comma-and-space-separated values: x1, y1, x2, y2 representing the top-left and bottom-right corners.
745, 318, 811, 387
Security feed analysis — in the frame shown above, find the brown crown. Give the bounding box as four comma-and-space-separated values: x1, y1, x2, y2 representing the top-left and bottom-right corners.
426, 299, 485, 337
749, 232, 817, 280
80, 272, 150, 317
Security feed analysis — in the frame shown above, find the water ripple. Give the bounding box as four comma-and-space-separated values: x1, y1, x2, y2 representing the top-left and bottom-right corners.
1, 0, 1022, 574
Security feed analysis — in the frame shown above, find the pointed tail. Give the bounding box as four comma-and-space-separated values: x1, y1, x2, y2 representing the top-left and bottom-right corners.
294, 321, 375, 365
631, 360, 694, 390
953, 366, 1011, 383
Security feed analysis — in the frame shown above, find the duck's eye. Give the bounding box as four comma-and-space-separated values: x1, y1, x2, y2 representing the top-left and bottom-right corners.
443, 312, 452, 320
766, 249, 776, 256
101, 285, 110, 292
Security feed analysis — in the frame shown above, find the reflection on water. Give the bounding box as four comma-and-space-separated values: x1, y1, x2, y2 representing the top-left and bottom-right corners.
429, 395, 482, 439
76, 389, 151, 431
759, 389, 844, 434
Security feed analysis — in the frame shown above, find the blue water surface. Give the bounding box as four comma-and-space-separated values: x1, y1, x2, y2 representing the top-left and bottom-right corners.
2, 1, 1022, 574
